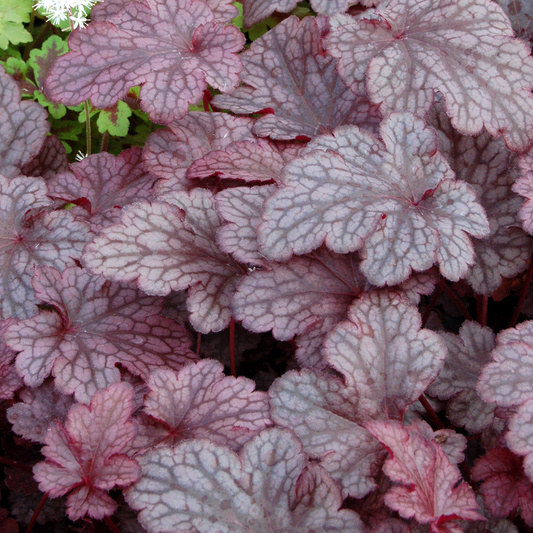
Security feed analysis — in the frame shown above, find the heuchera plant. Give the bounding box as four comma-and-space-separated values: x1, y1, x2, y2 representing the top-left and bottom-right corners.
4, 0, 533, 531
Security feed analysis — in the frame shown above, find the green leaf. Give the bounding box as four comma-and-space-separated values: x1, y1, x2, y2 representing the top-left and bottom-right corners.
28, 35, 69, 88
248, 16, 277, 41
0, 56, 28, 78
34, 90, 66, 119
0, 0, 33, 49
96, 100, 132, 136
231, 2, 243, 30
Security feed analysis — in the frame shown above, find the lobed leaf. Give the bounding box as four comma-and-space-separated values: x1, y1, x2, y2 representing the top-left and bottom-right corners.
368, 419, 483, 527
0, 318, 22, 399
33, 382, 141, 521
45, 0, 245, 124
0, 175, 91, 319
259, 112, 489, 285
135, 360, 271, 451
0, 67, 49, 178
478, 321, 533, 407
21, 135, 69, 181
126, 427, 363, 532
428, 321, 497, 433
5, 266, 196, 403
432, 109, 533, 295
214, 16, 380, 140
48, 148, 157, 231
83, 189, 246, 333
506, 399, 533, 483
326, 0, 533, 151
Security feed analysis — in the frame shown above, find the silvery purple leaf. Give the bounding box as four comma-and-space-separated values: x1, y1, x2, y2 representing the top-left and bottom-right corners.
21, 136, 69, 181
45, 0, 245, 124
259, 112, 489, 286
214, 16, 381, 140
326, 0, 533, 151
126, 428, 363, 532
5, 266, 197, 403
0, 67, 49, 178
83, 189, 246, 333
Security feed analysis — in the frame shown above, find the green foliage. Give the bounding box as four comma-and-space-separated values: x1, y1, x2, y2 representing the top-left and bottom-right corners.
96, 101, 132, 137
0, 0, 33, 50
28, 35, 69, 87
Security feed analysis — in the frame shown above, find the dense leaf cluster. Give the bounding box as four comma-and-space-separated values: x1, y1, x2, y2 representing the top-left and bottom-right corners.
2, 0, 533, 532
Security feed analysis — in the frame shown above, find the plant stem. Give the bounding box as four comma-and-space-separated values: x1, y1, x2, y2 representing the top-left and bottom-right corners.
476, 295, 488, 327
25, 493, 48, 533
440, 280, 474, 322
509, 256, 533, 328
418, 394, 445, 430
84, 101, 92, 156
229, 318, 236, 377
0, 456, 34, 473
421, 279, 444, 327
104, 515, 121, 533
101, 131, 110, 152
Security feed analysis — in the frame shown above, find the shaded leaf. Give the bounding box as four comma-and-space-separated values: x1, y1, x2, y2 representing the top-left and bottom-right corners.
0, 318, 22, 399
45, 0, 245, 124
126, 428, 363, 532
259, 112, 489, 285
83, 189, 246, 333
144, 112, 253, 195
428, 321, 497, 433
0, 66, 49, 178
472, 447, 533, 526
214, 16, 381, 140
21, 135, 69, 180
33, 382, 141, 521
6, 266, 196, 403
506, 399, 533, 483
326, 0, 533, 151
48, 148, 157, 231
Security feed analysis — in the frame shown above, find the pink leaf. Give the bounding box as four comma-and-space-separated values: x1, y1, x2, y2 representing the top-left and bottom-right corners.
144, 112, 253, 194
0, 67, 49, 178
47, 148, 157, 232
513, 148, 533, 236
0, 175, 91, 319
258, 112, 489, 285
7, 380, 73, 443
126, 428, 363, 532
215, 16, 380, 141
325, 0, 533, 151
367, 420, 483, 527
5, 266, 196, 403
135, 360, 271, 451
33, 382, 141, 521
83, 189, 246, 333
471, 447, 533, 526
478, 320, 533, 407
428, 321, 497, 433
44, 0, 245, 124
432, 109, 533, 296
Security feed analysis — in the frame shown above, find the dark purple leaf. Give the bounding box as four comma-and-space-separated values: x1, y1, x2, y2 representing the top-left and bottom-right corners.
48, 147, 157, 231
0, 318, 22, 399
5, 266, 197, 403
213, 16, 381, 140
83, 189, 246, 333
45, 0, 245, 124
20, 135, 69, 181
0, 66, 49, 178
